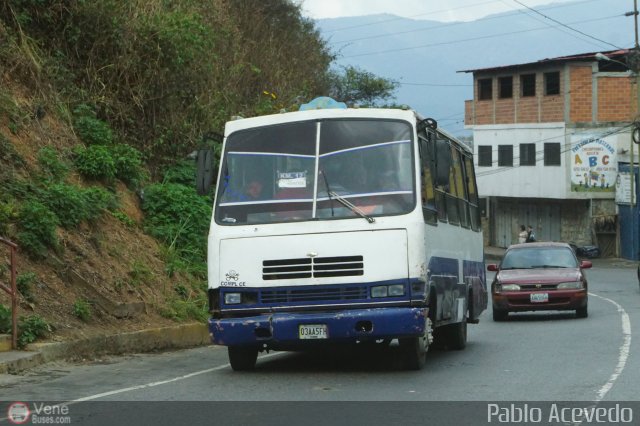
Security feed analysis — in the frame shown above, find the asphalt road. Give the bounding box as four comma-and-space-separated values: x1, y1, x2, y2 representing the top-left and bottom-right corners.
1, 264, 638, 425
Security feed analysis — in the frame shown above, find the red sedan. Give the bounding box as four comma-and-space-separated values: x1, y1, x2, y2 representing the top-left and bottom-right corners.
487, 242, 592, 321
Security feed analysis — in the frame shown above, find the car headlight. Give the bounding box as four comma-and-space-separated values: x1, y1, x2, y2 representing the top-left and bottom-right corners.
557, 281, 584, 289
388, 284, 405, 296
224, 292, 242, 304
500, 284, 521, 291
371, 286, 388, 298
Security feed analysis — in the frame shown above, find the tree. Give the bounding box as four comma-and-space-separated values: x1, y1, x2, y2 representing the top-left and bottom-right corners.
327, 65, 399, 107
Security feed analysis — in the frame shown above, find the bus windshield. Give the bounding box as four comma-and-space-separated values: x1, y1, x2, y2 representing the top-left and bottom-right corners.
215, 119, 415, 225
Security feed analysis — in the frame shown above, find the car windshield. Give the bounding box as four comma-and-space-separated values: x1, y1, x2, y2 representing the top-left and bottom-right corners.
215, 119, 415, 225
500, 247, 578, 269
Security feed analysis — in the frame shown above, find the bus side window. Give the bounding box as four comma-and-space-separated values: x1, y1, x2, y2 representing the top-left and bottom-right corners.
453, 148, 470, 228
464, 155, 481, 232
418, 133, 438, 225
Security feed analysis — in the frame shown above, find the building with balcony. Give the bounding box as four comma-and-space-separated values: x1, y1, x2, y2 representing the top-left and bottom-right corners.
462, 49, 639, 257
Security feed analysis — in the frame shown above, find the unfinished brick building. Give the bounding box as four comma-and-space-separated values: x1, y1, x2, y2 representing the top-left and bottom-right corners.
462, 49, 637, 255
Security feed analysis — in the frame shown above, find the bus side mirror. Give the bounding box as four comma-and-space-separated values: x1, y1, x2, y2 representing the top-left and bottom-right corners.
434, 139, 451, 187
196, 149, 214, 195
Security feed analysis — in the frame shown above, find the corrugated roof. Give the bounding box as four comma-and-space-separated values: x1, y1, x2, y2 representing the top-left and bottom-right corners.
458, 48, 631, 74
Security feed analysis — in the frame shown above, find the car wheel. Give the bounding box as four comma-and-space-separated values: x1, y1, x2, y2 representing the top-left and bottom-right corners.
492, 307, 508, 321
576, 306, 588, 319
228, 346, 258, 371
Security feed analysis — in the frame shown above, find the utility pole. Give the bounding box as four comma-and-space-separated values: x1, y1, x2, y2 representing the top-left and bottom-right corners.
626, 0, 639, 210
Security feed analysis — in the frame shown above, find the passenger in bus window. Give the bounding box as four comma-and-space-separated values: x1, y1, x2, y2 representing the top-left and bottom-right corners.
243, 180, 264, 200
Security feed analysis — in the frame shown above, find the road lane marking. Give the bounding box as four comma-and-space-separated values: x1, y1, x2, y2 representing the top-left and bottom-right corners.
588, 292, 631, 403
71, 351, 284, 402
0, 352, 285, 422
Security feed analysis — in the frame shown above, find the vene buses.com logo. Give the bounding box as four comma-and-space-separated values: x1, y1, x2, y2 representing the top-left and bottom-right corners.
7, 402, 30, 424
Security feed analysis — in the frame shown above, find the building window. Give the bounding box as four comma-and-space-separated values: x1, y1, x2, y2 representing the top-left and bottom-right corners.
498, 145, 513, 167
544, 71, 560, 95
544, 142, 561, 165
521, 73, 536, 97
519, 143, 536, 166
498, 76, 513, 99
478, 146, 492, 166
478, 78, 492, 100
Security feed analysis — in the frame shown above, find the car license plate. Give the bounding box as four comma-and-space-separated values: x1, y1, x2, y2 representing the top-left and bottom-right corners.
530, 293, 549, 303
298, 324, 328, 339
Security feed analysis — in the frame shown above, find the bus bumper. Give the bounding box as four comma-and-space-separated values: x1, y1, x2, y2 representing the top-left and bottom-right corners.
209, 307, 427, 347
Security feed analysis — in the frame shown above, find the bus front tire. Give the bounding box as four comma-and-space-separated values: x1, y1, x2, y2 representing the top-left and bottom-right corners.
400, 318, 432, 370
228, 346, 258, 371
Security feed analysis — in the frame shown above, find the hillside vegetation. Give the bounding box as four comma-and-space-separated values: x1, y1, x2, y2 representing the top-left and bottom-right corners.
0, 0, 397, 346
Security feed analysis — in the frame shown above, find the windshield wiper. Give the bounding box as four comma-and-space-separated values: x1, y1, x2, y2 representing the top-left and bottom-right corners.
320, 169, 335, 217
329, 191, 375, 223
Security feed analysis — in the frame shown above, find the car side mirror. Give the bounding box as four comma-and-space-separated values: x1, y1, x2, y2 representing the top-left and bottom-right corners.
487, 264, 498, 272
580, 260, 592, 269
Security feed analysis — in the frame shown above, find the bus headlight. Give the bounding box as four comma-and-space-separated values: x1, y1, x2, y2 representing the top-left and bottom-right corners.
224, 293, 242, 304
371, 286, 388, 298
388, 284, 405, 296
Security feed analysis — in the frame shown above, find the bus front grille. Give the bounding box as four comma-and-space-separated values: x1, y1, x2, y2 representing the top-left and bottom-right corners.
261, 285, 368, 303
262, 256, 364, 281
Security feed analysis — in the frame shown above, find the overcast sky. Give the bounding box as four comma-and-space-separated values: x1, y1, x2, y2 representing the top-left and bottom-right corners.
295, 0, 580, 22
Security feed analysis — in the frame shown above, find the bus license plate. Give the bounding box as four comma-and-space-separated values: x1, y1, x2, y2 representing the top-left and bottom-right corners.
530, 293, 549, 303
299, 324, 328, 339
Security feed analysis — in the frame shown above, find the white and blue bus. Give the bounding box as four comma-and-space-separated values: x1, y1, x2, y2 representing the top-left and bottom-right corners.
197, 97, 487, 370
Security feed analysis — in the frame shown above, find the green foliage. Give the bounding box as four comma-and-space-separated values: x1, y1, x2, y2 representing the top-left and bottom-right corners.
328, 65, 399, 107
159, 296, 208, 322
73, 104, 114, 145
111, 210, 135, 228
83, 186, 118, 219
163, 160, 196, 186
0, 304, 10, 334
73, 144, 144, 185
142, 183, 212, 267
73, 145, 117, 182
128, 260, 152, 287
17, 314, 50, 348
0, 133, 25, 167
72, 299, 92, 322
39, 182, 88, 228
111, 144, 145, 185
39, 183, 116, 227
37, 147, 69, 181
17, 199, 59, 259
16, 271, 37, 303
174, 283, 189, 299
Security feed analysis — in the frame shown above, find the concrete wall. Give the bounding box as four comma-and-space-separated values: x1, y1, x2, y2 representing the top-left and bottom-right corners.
474, 123, 567, 198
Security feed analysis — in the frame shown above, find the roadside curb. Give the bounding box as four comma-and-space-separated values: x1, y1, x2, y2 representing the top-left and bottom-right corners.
0, 322, 210, 374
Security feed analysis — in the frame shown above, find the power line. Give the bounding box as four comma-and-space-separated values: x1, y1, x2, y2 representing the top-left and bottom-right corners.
512, 0, 622, 50
497, 0, 611, 48
342, 14, 623, 58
